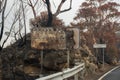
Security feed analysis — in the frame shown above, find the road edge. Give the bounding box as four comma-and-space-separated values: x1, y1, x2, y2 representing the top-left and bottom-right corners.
98, 66, 120, 80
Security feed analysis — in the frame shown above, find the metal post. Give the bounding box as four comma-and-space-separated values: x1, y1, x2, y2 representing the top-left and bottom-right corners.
67, 50, 70, 68
41, 50, 43, 74
95, 48, 97, 61
103, 48, 104, 68
74, 74, 78, 80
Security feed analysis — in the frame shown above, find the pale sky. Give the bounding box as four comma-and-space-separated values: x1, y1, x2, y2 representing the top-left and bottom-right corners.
57, 0, 84, 26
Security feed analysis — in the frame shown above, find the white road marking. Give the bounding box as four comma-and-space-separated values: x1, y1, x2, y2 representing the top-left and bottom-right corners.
98, 66, 120, 80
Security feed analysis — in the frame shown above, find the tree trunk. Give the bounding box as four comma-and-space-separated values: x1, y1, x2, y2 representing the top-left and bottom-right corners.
0, 0, 7, 50
46, 0, 53, 27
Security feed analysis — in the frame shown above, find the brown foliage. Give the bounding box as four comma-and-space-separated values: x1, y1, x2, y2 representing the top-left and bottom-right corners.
81, 2, 91, 7
30, 12, 65, 28
72, 0, 120, 65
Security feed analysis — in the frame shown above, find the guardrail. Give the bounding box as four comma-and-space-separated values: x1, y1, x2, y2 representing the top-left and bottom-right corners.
36, 63, 85, 80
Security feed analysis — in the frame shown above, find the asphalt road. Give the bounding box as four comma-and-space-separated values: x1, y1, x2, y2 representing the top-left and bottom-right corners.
102, 67, 120, 80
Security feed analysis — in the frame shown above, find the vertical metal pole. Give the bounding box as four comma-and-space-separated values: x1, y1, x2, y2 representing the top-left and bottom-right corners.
74, 74, 78, 80
96, 48, 98, 65
95, 48, 97, 61
103, 48, 104, 68
67, 50, 70, 68
41, 50, 43, 74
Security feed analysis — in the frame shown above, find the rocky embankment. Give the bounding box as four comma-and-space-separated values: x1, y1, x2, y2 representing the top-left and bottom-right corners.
0, 33, 118, 80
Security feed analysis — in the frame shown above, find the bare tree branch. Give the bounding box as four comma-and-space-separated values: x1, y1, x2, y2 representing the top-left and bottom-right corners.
1, 6, 21, 48
59, 0, 72, 13
20, 0, 27, 46
27, 0, 38, 18
33, 0, 38, 7
54, 0, 66, 16
54, 0, 72, 16
0, 0, 7, 42
4, 1, 16, 19
2, 19, 18, 48
42, 0, 73, 27
0, 0, 2, 11
45, 0, 53, 26
42, 0, 46, 3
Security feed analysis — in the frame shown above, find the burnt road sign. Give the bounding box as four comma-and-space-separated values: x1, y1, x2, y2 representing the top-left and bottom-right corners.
31, 28, 66, 50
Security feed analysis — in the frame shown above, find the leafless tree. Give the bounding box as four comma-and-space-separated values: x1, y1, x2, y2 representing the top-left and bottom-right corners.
19, 0, 27, 46
0, 0, 29, 49
27, 0, 39, 18
42, 0, 72, 27
0, 0, 7, 50
2, 1, 23, 48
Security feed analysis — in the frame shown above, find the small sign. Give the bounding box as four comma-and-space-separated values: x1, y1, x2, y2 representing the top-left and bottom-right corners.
93, 44, 106, 48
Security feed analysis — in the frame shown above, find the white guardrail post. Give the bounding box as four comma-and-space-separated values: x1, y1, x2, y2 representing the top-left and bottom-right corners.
74, 73, 78, 80
36, 63, 85, 80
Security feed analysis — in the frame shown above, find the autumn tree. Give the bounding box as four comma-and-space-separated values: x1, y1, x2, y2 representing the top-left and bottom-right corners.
72, 0, 120, 64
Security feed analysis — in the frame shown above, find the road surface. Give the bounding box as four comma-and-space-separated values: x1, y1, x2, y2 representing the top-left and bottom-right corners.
102, 67, 120, 80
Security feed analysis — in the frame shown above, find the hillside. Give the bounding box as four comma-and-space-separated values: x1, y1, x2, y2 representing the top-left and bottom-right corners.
0, 31, 99, 80
0, 28, 119, 80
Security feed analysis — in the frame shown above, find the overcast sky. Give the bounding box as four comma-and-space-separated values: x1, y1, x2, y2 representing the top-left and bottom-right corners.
57, 0, 84, 25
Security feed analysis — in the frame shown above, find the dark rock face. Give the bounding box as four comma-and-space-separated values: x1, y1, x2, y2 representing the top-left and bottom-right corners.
43, 51, 68, 71
0, 32, 110, 79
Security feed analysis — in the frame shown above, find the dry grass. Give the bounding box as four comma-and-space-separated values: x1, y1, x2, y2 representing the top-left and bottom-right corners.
84, 63, 118, 80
